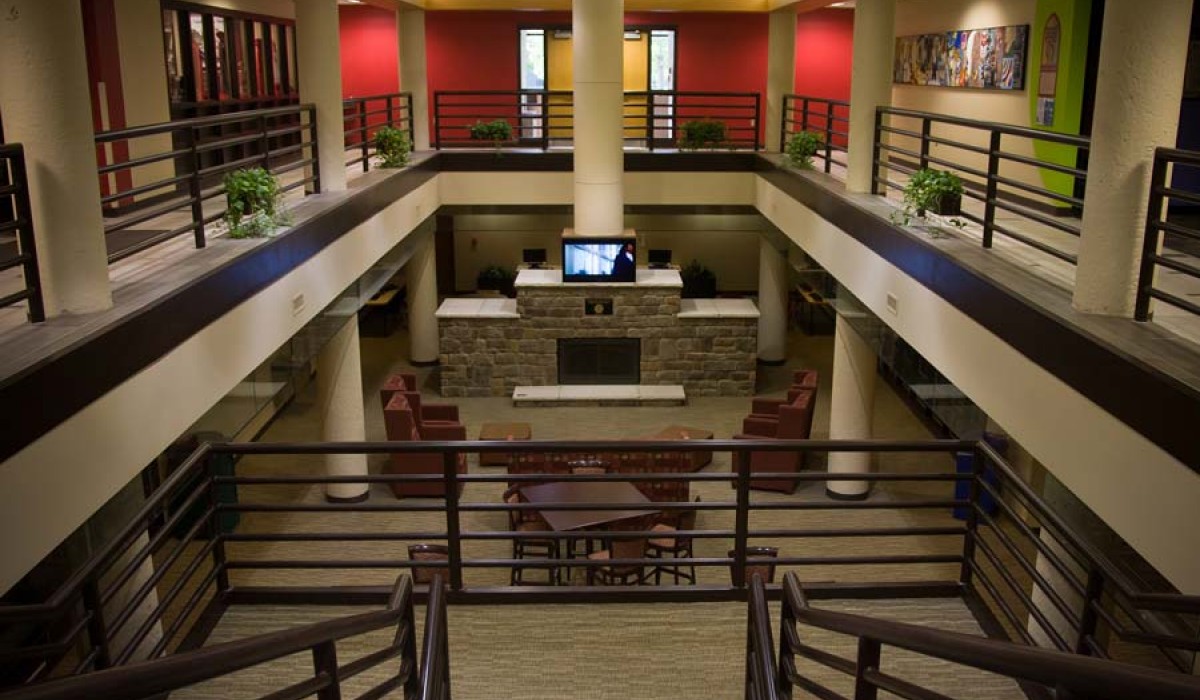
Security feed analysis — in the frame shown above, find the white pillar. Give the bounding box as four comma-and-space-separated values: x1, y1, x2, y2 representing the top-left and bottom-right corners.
1072, 0, 1193, 316
757, 239, 788, 364
398, 8, 431, 152
0, 0, 112, 317
295, 0, 347, 192
407, 233, 439, 365
317, 316, 369, 503
766, 8, 797, 153
827, 314, 877, 499
573, 0, 625, 236
845, 0, 896, 194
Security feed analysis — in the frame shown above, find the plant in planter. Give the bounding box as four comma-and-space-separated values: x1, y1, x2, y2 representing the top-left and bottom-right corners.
476, 264, 517, 297
679, 120, 726, 151
469, 119, 513, 151
680, 260, 718, 299
223, 167, 286, 239
785, 130, 824, 169
374, 126, 411, 168
893, 168, 965, 226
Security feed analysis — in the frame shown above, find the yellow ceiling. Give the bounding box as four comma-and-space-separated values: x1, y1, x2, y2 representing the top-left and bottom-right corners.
390, 0, 822, 12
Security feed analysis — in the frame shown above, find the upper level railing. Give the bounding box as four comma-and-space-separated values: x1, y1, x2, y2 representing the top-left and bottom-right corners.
432, 90, 761, 150
0, 144, 45, 323
744, 573, 781, 700
874, 106, 1091, 267
780, 94, 849, 174
775, 571, 1200, 700
0, 575, 426, 700
1136, 146, 1200, 322
343, 92, 415, 173
94, 104, 319, 263
2, 437, 1197, 689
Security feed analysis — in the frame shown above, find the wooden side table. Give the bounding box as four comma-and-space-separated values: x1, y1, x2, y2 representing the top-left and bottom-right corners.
478, 422, 532, 466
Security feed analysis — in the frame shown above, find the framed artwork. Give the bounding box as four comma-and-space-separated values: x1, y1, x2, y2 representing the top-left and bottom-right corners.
894, 24, 1029, 90
1038, 14, 1060, 98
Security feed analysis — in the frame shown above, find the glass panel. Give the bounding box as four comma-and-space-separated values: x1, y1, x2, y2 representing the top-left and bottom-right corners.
649, 29, 675, 90
213, 17, 230, 100
163, 10, 185, 103
519, 29, 546, 90
189, 14, 207, 101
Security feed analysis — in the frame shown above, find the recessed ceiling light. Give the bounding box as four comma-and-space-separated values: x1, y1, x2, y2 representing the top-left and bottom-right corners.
829, 1, 855, 7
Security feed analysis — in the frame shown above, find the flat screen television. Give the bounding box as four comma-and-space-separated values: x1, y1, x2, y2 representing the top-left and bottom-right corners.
562, 238, 636, 283
522, 248, 547, 268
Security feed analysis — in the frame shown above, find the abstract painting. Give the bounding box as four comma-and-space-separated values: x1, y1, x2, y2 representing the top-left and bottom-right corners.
894, 24, 1029, 90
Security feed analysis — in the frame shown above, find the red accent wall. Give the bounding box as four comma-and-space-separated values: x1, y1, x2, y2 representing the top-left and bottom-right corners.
81, 0, 130, 198
794, 8, 854, 100
339, 5, 400, 99
425, 11, 769, 142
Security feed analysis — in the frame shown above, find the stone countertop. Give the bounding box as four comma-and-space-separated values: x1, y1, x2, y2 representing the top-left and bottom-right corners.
677, 298, 760, 319
515, 268, 683, 288
435, 297, 519, 319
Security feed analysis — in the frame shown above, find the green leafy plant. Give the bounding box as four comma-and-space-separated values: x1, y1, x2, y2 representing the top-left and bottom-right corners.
892, 168, 965, 226
476, 264, 517, 297
223, 167, 286, 239
678, 120, 726, 151
680, 260, 718, 299
785, 130, 824, 169
374, 126, 411, 168
469, 119, 513, 150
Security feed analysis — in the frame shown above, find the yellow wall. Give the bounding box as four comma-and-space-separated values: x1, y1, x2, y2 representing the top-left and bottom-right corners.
546, 31, 654, 140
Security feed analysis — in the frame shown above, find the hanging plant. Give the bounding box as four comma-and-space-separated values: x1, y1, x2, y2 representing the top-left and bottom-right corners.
223, 167, 286, 239
374, 126, 411, 168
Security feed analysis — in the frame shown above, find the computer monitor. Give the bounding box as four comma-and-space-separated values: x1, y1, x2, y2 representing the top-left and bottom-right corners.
522, 248, 547, 269
648, 249, 672, 269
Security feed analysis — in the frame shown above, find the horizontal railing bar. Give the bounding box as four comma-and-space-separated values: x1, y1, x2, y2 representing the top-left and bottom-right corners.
0, 288, 33, 307
998, 149, 1088, 179
989, 222, 1079, 264
257, 675, 333, 700
863, 668, 956, 700
991, 173, 1086, 208
1151, 218, 1200, 240
99, 174, 190, 204
921, 134, 992, 157
338, 644, 402, 682
973, 533, 1073, 650
966, 560, 1038, 646
208, 438, 974, 455
989, 197, 1082, 235
1157, 185, 1200, 207
1149, 287, 1200, 316
95, 104, 315, 141
97, 148, 191, 175
1150, 253, 1200, 278
920, 153, 988, 180
107, 225, 199, 264
221, 470, 964, 485
102, 197, 193, 234
147, 562, 222, 660
879, 106, 1091, 147
789, 639, 857, 675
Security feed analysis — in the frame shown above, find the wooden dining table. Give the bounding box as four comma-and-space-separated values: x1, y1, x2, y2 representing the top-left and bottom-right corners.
518, 480, 660, 531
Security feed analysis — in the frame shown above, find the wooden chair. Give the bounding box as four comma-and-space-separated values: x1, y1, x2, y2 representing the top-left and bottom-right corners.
408, 544, 449, 587
727, 546, 779, 585
647, 496, 700, 585
503, 486, 559, 585
587, 537, 649, 586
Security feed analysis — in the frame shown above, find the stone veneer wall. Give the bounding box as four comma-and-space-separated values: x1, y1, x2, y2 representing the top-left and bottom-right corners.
439, 285, 756, 397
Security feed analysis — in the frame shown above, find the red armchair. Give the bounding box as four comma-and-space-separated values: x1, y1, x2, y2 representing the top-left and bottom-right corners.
382, 393, 466, 498
749, 369, 819, 421
734, 389, 816, 493
379, 373, 462, 432
379, 373, 417, 410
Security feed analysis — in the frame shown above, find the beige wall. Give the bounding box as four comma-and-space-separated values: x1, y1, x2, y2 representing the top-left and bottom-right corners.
114, 0, 174, 197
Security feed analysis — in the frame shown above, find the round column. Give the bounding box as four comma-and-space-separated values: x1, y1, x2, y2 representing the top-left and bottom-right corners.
295, 0, 347, 192
398, 9, 431, 152
573, 0, 625, 236
757, 239, 788, 364
827, 313, 877, 499
766, 8, 797, 152
407, 232, 439, 365
0, 0, 112, 317
317, 315, 369, 503
1072, 0, 1193, 316
845, 0, 896, 193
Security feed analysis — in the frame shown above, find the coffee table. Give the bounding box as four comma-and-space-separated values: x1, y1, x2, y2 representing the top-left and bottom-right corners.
639, 425, 714, 470
518, 481, 659, 532
478, 421, 532, 466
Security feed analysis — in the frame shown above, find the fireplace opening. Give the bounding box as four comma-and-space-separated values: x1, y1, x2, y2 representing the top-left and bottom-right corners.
557, 338, 640, 385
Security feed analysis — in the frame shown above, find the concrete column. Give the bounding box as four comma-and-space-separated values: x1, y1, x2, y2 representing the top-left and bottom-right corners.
766, 8, 797, 152
1072, 0, 1193, 316
827, 314, 877, 499
398, 8, 431, 151
0, 0, 112, 316
572, 0, 625, 236
845, 0, 896, 193
295, 0, 347, 192
316, 316, 369, 503
757, 239, 788, 364
407, 233, 439, 365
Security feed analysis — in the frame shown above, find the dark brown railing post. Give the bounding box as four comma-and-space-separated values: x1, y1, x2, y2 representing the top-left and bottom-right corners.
7, 145, 46, 322
542, 91, 551, 152
645, 92, 655, 152
982, 130, 1002, 249
959, 444, 983, 587
443, 451, 464, 591
399, 580, 421, 698
1075, 569, 1106, 656
778, 585, 796, 696
779, 95, 790, 152
753, 92, 762, 151
358, 99, 370, 173
312, 640, 342, 700
852, 637, 882, 700
918, 116, 932, 170
824, 101, 835, 174
81, 579, 113, 670
258, 113, 271, 171
800, 97, 810, 134
206, 452, 231, 595
184, 128, 206, 250
871, 108, 884, 196
309, 108, 322, 195
432, 92, 442, 150
1135, 149, 1169, 321
404, 93, 415, 147
733, 448, 751, 588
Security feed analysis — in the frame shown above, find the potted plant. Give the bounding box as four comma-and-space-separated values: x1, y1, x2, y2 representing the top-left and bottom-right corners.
680, 260, 718, 298
785, 130, 824, 170
223, 167, 286, 239
374, 125, 411, 168
476, 264, 516, 297
679, 120, 726, 151
900, 168, 965, 221
469, 119, 513, 150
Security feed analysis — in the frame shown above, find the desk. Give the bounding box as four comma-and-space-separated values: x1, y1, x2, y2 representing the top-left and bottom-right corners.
519, 481, 659, 532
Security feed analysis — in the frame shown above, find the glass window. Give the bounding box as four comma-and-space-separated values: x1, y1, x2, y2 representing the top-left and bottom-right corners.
162, 10, 185, 103
520, 29, 546, 90
213, 17, 230, 100
650, 29, 675, 91
189, 14, 207, 101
